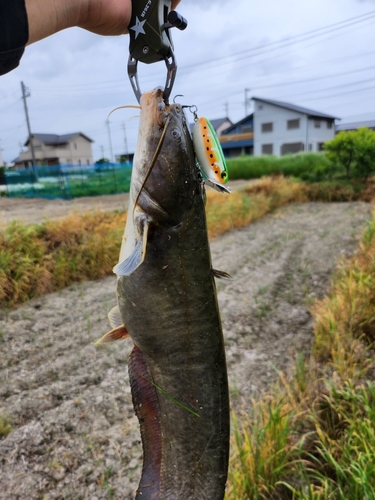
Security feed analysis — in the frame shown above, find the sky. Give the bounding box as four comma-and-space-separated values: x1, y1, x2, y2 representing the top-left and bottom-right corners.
1, 0, 375, 165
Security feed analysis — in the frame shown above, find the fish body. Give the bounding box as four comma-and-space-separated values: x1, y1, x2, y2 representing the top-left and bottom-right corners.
114, 89, 230, 499
192, 117, 228, 185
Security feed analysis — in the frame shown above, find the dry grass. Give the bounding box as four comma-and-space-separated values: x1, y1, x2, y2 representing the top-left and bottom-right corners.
206, 177, 307, 239
0, 177, 308, 307
0, 175, 370, 310
0, 211, 125, 308
226, 209, 375, 499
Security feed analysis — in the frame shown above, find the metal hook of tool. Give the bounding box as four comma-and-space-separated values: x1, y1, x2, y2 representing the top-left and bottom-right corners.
127, 1, 187, 104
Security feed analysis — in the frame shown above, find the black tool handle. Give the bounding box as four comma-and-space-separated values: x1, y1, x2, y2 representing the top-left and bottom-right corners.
128, 0, 174, 64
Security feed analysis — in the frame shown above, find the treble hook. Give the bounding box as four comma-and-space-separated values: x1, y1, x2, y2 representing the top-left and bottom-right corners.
173, 94, 184, 103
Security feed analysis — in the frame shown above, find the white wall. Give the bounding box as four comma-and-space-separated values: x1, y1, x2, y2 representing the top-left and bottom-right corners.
253, 100, 335, 156
18, 135, 93, 165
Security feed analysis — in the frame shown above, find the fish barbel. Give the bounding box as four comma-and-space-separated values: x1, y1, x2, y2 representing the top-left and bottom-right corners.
100, 88, 230, 499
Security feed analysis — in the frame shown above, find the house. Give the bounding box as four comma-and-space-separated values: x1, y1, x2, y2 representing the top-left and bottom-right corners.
219, 115, 254, 158
335, 119, 375, 133
252, 97, 338, 156
13, 133, 94, 168
189, 117, 232, 136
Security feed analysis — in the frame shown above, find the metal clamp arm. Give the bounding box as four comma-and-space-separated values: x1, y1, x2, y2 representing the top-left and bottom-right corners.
128, 0, 187, 103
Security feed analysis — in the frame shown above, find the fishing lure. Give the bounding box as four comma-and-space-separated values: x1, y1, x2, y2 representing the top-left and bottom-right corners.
192, 116, 229, 185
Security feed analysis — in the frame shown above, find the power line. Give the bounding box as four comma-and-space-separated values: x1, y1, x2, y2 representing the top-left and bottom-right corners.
176, 10, 375, 74
33, 10, 375, 96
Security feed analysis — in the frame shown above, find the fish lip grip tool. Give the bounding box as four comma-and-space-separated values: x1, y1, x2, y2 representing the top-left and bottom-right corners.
128, 0, 187, 104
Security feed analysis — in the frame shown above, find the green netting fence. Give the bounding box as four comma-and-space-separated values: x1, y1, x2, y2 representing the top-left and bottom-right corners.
1, 163, 132, 199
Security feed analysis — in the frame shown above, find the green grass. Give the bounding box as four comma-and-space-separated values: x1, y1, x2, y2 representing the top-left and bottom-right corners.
0, 414, 12, 438
226, 153, 331, 181
226, 208, 375, 499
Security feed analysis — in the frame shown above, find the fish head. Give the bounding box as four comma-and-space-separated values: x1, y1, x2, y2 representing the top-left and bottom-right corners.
132, 88, 199, 227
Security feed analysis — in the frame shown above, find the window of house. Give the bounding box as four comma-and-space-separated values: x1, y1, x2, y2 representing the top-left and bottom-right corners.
262, 144, 273, 155
78, 159, 81, 165
74, 143, 77, 149
287, 118, 300, 130
281, 142, 305, 155
308, 144, 313, 151
318, 142, 325, 151
242, 125, 253, 133
258, 104, 263, 110
261, 122, 273, 133
327, 122, 333, 129
87, 159, 90, 165
314, 120, 321, 128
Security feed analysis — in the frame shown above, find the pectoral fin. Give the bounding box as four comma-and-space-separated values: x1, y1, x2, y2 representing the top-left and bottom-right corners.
113, 221, 149, 276
95, 325, 130, 345
212, 268, 233, 281
108, 305, 123, 329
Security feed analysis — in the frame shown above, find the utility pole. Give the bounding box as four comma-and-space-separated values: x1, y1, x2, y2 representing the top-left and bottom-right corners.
224, 102, 229, 118
0, 138, 4, 166
244, 88, 251, 117
106, 119, 114, 163
122, 123, 129, 163
21, 81, 38, 179
100, 145, 104, 159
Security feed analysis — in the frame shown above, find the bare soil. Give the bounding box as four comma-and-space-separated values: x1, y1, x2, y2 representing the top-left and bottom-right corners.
0, 194, 371, 499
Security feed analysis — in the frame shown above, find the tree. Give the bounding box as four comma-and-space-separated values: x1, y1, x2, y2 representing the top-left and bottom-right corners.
324, 130, 357, 179
95, 158, 111, 164
352, 128, 375, 181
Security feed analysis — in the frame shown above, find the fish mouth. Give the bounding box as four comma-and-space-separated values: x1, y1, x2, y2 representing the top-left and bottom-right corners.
139, 88, 168, 135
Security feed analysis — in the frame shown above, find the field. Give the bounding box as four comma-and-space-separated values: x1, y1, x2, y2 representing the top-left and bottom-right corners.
0, 183, 371, 498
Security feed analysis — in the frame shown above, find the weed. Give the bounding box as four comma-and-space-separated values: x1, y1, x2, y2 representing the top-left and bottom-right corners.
0, 176, 369, 309
227, 209, 375, 498
86, 312, 92, 333
0, 414, 12, 438
257, 286, 269, 296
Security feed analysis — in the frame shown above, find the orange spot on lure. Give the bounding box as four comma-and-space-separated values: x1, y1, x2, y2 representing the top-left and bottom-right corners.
193, 117, 228, 184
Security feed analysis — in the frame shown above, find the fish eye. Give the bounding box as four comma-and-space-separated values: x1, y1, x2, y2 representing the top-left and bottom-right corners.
171, 128, 181, 139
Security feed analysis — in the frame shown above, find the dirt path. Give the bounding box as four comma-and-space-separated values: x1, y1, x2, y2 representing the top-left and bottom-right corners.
0, 201, 371, 499
0, 180, 249, 225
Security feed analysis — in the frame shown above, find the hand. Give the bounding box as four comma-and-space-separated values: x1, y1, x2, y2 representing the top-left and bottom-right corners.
26, 0, 182, 44
78, 0, 182, 36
